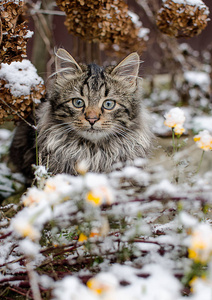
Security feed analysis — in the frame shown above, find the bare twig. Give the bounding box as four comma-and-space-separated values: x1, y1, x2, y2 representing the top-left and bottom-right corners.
0, 97, 36, 130
29, 9, 65, 16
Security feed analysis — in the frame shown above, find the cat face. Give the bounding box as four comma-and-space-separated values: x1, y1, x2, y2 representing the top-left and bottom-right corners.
51, 49, 141, 141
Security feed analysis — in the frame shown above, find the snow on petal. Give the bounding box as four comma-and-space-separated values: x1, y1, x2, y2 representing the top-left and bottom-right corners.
0, 60, 44, 98
188, 223, 212, 264
12, 218, 41, 241
87, 273, 118, 295
164, 107, 185, 128
193, 130, 212, 151
174, 124, 185, 135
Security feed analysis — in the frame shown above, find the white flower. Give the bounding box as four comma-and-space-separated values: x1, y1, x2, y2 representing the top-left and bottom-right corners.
164, 107, 185, 128
188, 223, 212, 263
193, 130, 212, 151
22, 187, 47, 206
87, 273, 118, 295
190, 277, 212, 300
12, 218, 41, 241
173, 124, 185, 135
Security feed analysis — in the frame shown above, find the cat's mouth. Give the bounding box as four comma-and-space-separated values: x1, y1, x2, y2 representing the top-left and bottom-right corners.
79, 127, 109, 141
87, 127, 100, 132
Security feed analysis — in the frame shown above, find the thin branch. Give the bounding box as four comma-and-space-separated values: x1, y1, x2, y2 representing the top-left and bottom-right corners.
29, 9, 65, 16
0, 97, 36, 130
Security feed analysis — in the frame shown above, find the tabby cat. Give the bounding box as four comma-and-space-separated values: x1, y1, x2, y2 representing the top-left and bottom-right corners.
10, 49, 153, 179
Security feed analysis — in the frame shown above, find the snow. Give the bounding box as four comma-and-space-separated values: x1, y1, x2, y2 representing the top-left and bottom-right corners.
128, 11, 149, 40
0, 129, 11, 140
0, 0, 22, 5
53, 276, 98, 300
24, 30, 34, 39
145, 179, 177, 198
128, 11, 142, 27
19, 239, 41, 257
0, 39, 212, 300
192, 116, 212, 133
164, 107, 185, 128
138, 28, 150, 40
0, 60, 44, 98
184, 71, 210, 87
179, 211, 198, 228
190, 278, 212, 300
152, 113, 170, 135
166, 0, 209, 12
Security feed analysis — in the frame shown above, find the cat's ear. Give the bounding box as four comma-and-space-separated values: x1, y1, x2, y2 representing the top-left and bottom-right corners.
111, 52, 140, 88
55, 48, 82, 80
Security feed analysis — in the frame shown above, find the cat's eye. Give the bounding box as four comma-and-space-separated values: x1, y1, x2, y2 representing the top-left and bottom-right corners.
102, 100, 116, 110
72, 98, 85, 108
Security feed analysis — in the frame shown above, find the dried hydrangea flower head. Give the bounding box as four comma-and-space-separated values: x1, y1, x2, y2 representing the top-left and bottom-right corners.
0, 0, 32, 64
56, 0, 148, 55
0, 60, 45, 124
156, 0, 210, 38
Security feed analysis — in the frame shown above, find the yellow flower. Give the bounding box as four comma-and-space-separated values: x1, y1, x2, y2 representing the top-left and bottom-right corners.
75, 160, 88, 175
174, 124, 185, 136
13, 219, 40, 241
193, 130, 212, 151
189, 276, 208, 294
89, 230, 100, 238
188, 224, 212, 264
87, 278, 103, 294
22, 187, 44, 207
86, 186, 113, 206
44, 181, 56, 192
188, 248, 200, 262
164, 119, 177, 128
86, 190, 102, 206
87, 273, 118, 295
164, 108, 185, 128
189, 276, 198, 293
78, 233, 88, 243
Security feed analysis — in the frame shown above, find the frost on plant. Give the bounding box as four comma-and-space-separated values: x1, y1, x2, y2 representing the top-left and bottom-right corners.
0, 156, 212, 299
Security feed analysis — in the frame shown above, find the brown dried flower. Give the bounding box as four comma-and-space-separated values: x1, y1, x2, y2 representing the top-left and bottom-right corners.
0, 0, 33, 64
0, 60, 45, 124
156, 0, 210, 38
56, 0, 148, 55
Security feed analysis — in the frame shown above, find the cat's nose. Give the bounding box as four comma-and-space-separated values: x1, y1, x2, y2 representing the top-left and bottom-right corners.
86, 117, 99, 125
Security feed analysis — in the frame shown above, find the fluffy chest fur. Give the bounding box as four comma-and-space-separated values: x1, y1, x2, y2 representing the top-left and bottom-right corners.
37, 103, 151, 175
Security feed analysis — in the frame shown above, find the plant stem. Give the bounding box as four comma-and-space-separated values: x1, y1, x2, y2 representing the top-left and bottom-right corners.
196, 150, 205, 174
32, 102, 39, 166
172, 128, 176, 154
35, 129, 39, 166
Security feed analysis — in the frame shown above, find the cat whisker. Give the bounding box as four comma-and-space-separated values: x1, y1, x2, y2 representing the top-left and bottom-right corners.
111, 127, 130, 141
110, 129, 138, 156
113, 125, 140, 145
109, 130, 123, 145
114, 123, 138, 135
49, 67, 76, 79
43, 122, 72, 135
113, 123, 134, 135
